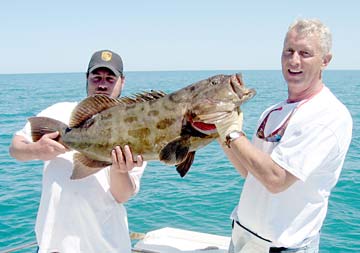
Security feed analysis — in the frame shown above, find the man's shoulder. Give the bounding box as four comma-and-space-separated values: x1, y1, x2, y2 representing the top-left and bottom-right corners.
47, 101, 78, 110
318, 87, 352, 120
40, 102, 78, 114
38, 101, 78, 117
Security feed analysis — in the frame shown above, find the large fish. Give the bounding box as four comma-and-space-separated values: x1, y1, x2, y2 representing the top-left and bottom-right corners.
29, 73, 256, 179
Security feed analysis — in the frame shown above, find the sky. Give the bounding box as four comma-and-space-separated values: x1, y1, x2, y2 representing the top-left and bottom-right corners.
1, 0, 359, 74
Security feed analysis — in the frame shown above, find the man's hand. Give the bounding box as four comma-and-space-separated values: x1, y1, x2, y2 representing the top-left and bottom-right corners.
215, 109, 244, 142
111, 145, 143, 174
110, 145, 144, 203
34, 132, 67, 160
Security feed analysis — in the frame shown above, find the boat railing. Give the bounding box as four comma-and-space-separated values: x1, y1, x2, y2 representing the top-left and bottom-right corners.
0, 241, 37, 253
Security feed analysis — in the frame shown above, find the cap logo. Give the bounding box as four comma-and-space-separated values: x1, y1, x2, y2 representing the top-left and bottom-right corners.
101, 51, 112, 61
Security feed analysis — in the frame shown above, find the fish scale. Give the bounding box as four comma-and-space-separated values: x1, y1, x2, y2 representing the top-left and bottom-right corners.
29, 73, 256, 179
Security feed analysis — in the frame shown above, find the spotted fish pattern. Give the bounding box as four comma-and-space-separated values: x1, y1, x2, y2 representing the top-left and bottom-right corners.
29, 73, 256, 179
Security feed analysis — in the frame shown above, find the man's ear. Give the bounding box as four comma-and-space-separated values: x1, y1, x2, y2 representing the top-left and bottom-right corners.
322, 53, 332, 69
120, 76, 125, 90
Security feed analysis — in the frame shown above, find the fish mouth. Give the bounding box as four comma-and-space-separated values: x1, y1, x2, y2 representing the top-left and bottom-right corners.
230, 73, 256, 102
230, 73, 245, 92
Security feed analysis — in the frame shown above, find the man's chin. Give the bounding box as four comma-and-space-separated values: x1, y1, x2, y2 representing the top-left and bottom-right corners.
285, 75, 303, 84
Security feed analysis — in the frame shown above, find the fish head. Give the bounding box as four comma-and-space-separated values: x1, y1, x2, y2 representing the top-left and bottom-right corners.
190, 73, 256, 124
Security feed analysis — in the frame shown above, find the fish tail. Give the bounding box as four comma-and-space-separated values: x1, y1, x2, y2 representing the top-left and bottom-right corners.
28, 116, 68, 143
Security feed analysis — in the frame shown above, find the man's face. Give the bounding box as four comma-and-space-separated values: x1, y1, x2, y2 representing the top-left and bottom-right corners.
87, 68, 124, 98
281, 29, 331, 94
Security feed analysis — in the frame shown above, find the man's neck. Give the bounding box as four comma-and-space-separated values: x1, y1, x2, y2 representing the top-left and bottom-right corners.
287, 81, 324, 103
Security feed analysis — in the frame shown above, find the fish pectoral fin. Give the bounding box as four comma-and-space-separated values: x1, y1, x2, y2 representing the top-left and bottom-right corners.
159, 137, 190, 166
175, 151, 195, 177
71, 153, 111, 180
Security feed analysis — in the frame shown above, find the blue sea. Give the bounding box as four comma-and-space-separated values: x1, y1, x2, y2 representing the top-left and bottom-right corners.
0, 70, 359, 252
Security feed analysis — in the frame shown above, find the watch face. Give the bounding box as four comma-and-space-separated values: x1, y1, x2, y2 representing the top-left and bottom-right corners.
225, 131, 245, 148
230, 131, 241, 139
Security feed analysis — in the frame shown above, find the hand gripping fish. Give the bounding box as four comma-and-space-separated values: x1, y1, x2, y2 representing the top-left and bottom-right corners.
29, 73, 256, 179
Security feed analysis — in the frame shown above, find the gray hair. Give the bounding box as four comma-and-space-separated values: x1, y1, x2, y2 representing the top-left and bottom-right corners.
287, 18, 332, 57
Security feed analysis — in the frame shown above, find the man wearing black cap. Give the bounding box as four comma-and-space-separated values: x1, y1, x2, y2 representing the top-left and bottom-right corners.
86, 50, 125, 97
9, 50, 146, 253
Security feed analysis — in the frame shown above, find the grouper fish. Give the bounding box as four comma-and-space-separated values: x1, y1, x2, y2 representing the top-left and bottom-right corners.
29, 73, 256, 179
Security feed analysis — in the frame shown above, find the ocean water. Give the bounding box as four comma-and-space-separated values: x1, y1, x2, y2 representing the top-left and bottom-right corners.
0, 70, 359, 252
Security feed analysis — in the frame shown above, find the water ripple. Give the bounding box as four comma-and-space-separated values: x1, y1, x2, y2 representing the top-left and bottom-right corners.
1, 71, 359, 252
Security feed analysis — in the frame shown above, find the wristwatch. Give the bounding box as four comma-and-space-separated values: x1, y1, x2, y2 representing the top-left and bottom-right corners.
225, 130, 246, 148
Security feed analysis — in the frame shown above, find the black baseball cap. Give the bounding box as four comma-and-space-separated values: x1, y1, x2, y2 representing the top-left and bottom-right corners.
87, 50, 123, 77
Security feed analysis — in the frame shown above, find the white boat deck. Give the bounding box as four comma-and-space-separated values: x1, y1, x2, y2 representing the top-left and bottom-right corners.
132, 227, 231, 253
0, 227, 230, 253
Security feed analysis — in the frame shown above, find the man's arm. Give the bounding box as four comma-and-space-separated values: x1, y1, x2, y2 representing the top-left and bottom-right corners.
109, 145, 144, 203
223, 135, 298, 193
218, 139, 248, 178
215, 110, 298, 193
9, 132, 67, 161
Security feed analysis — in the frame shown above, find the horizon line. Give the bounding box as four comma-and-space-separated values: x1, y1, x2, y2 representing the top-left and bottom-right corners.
1, 68, 359, 75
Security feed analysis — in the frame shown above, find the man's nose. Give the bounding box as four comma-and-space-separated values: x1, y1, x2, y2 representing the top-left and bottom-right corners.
289, 52, 300, 65
98, 78, 108, 86
97, 84, 107, 90
97, 83, 107, 90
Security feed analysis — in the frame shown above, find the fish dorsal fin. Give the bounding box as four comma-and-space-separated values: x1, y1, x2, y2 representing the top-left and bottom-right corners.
175, 151, 195, 177
70, 95, 124, 128
70, 91, 166, 128
71, 152, 111, 180
122, 90, 167, 103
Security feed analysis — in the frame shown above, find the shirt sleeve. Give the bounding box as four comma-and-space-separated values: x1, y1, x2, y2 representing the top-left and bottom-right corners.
271, 123, 339, 182
14, 102, 75, 142
15, 121, 32, 142
14, 105, 54, 142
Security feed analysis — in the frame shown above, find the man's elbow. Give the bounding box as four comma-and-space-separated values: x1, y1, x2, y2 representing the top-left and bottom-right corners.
111, 188, 135, 204
265, 183, 285, 194
263, 176, 289, 194
9, 136, 31, 161
264, 174, 297, 194
8, 145, 23, 161
9, 144, 35, 162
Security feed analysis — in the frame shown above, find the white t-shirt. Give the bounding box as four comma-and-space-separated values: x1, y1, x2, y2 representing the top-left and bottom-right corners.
231, 87, 352, 248
16, 102, 146, 253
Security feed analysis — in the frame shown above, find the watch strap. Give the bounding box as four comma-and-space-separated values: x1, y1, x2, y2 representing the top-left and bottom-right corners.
225, 130, 246, 148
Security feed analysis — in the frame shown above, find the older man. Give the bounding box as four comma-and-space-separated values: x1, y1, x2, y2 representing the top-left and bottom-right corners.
215, 19, 353, 252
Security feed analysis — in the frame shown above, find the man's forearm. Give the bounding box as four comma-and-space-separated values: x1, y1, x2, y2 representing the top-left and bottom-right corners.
9, 133, 66, 162
218, 139, 248, 177
110, 170, 136, 203
9, 136, 38, 161
228, 136, 297, 193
